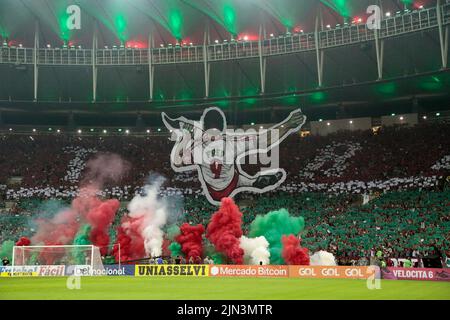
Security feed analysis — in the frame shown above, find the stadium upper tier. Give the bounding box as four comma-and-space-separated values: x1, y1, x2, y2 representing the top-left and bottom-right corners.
0, 121, 448, 200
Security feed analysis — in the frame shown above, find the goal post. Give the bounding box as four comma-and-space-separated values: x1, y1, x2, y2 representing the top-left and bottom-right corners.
11, 245, 105, 276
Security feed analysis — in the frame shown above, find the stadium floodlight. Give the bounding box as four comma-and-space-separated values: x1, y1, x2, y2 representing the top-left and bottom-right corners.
251, 122, 255, 126
423, 116, 427, 120
349, 120, 353, 124
32, 128, 36, 132
386, 12, 391, 17
9, 128, 12, 131
319, 119, 323, 122
57, 129, 61, 133
400, 116, 404, 121
47, 44, 51, 48
391, 113, 396, 116
146, 129, 150, 133
78, 129, 82, 134
436, 113, 440, 116
125, 129, 130, 134
157, 128, 161, 132
270, 33, 274, 37
103, 129, 107, 134
11, 245, 106, 277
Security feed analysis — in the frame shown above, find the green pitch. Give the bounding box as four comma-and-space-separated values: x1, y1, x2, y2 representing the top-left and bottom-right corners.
0, 277, 449, 300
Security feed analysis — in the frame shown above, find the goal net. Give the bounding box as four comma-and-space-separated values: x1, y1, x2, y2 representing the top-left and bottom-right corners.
12, 245, 105, 276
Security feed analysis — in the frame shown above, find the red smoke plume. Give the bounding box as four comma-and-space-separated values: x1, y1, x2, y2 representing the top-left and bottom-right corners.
31, 188, 121, 263
31, 208, 80, 247
29, 153, 128, 264
16, 237, 31, 246
282, 235, 310, 265
81, 195, 120, 255
176, 223, 205, 260
113, 218, 146, 263
206, 198, 244, 264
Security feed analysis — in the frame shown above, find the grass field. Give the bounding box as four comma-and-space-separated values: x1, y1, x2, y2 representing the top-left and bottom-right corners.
0, 277, 449, 300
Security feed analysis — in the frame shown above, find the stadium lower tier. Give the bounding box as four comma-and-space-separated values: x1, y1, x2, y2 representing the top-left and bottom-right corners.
1, 190, 449, 265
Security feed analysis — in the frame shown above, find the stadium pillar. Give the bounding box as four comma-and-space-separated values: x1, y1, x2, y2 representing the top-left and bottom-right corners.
258, 25, 266, 94
314, 9, 324, 88
203, 27, 210, 98
92, 24, 98, 103
375, 0, 384, 80
374, 29, 384, 80
437, 0, 448, 69
33, 21, 39, 102
148, 34, 155, 101
0, 111, 4, 128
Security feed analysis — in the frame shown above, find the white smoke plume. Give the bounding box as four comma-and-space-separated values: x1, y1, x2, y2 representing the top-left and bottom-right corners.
310, 250, 337, 266
127, 176, 167, 257
240, 236, 270, 265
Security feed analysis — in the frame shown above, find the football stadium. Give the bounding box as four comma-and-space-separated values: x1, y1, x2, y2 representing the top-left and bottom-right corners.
0, 0, 450, 303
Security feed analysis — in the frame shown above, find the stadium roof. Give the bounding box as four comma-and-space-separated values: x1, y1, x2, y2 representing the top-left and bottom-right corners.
0, 0, 448, 127
0, 0, 434, 46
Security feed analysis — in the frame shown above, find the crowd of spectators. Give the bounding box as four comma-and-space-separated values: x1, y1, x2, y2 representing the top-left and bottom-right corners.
1, 189, 449, 265
0, 122, 448, 200
0, 121, 449, 265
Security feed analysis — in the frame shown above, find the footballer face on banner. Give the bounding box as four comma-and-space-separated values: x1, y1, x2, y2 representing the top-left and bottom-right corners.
162, 107, 306, 205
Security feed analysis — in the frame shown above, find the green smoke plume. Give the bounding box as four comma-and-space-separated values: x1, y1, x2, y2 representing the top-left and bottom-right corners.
249, 209, 305, 265
166, 225, 181, 241
0, 240, 14, 261
168, 242, 183, 257
211, 252, 225, 264
72, 225, 92, 264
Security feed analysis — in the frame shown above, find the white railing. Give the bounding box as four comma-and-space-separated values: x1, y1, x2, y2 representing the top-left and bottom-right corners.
0, 4, 448, 66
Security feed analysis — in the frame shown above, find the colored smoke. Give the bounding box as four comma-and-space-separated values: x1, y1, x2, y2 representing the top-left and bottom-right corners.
113, 224, 145, 263
15, 237, 31, 246
281, 235, 310, 265
82, 153, 130, 188
0, 240, 14, 261
176, 223, 205, 260
249, 209, 305, 265
115, 176, 168, 260
240, 236, 270, 265
166, 225, 181, 241
128, 180, 168, 257
310, 250, 337, 266
206, 198, 244, 264
168, 242, 183, 257
29, 154, 127, 263
72, 224, 92, 264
